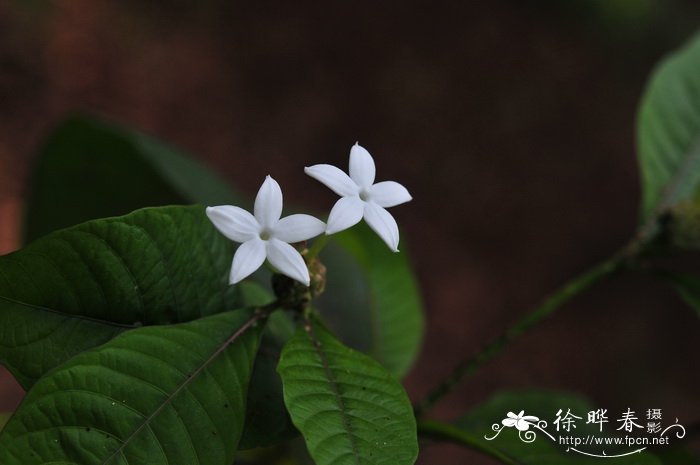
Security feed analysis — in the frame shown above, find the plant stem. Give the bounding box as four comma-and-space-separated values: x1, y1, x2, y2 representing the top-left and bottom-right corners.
306, 234, 330, 261
414, 256, 624, 417
417, 420, 517, 465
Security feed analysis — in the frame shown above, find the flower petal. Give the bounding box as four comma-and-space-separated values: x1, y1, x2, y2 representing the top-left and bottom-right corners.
206, 205, 260, 243
326, 196, 364, 234
254, 175, 283, 229
275, 214, 326, 243
304, 164, 359, 197
370, 181, 412, 208
349, 143, 376, 188
266, 238, 310, 285
363, 202, 400, 252
502, 419, 517, 427
230, 238, 266, 284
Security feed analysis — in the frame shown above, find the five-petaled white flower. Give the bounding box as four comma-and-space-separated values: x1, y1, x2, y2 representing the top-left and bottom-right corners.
206, 176, 325, 286
502, 411, 539, 431
304, 143, 412, 252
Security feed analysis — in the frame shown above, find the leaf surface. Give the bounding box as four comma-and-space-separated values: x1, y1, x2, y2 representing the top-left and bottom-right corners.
638, 32, 700, 224
317, 223, 423, 378
0, 206, 248, 388
277, 316, 418, 465
239, 310, 298, 449
0, 309, 262, 465
24, 115, 241, 242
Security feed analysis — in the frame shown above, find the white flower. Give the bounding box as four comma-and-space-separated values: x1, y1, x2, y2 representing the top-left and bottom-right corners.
502, 411, 539, 431
304, 143, 412, 252
206, 176, 325, 286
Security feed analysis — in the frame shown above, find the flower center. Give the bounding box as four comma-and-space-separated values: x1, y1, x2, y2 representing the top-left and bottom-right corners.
259, 229, 272, 241
359, 189, 371, 202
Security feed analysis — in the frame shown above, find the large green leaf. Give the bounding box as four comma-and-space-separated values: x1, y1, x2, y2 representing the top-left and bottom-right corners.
239, 309, 298, 449
637, 32, 700, 225
224, 281, 301, 449
317, 223, 423, 378
0, 309, 262, 465
0, 205, 249, 388
277, 316, 418, 465
24, 114, 242, 243
439, 390, 663, 465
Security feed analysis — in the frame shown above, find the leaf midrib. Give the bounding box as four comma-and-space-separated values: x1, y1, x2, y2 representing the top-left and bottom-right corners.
0, 295, 138, 330
100, 310, 263, 465
305, 320, 361, 465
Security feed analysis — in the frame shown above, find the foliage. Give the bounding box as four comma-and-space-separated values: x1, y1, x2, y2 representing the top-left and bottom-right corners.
1, 26, 700, 464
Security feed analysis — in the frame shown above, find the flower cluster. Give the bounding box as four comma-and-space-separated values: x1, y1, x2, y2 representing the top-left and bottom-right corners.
207, 143, 412, 286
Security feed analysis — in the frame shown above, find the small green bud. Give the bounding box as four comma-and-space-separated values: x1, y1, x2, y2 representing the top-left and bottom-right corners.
272, 255, 326, 312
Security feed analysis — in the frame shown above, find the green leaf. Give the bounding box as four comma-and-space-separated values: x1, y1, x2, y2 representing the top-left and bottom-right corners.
637, 32, 700, 226
24, 114, 241, 243
0, 309, 262, 465
0, 205, 250, 388
317, 223, 423, 378
277, 316, 418, 465
656, 271, 700, 317
240, 310, 298, 449
444, 390, 662, 465
0, 413, 8, 432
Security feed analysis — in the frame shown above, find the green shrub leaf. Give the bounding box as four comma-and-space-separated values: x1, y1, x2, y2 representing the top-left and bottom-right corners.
637, 33, 700, 234
0, 309, 262, 465
24, 114, 241, 243
0, 205, 250, 388
239, 310, 298, 449
277, 316, 418, 465
317, 223, 423, 378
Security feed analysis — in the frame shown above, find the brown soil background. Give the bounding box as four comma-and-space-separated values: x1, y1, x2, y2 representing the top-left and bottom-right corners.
1, 1, 699, 463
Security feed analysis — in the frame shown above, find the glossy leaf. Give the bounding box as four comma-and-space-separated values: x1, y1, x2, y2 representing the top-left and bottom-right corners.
0, 309, 262, 465
278, 316, 418, 465
0, 205, 249, 388
24, 114, 242, 243
240, 310, 298, 449
450, 390, 663, 465
317, 223, 423, 378
637, 32, 700, 225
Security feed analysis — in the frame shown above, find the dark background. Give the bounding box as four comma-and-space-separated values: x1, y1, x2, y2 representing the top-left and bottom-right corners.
1, 1, 699, 463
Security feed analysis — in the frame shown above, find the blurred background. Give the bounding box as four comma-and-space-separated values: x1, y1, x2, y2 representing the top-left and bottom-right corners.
1, 1, 700, 463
